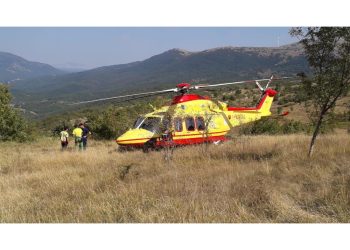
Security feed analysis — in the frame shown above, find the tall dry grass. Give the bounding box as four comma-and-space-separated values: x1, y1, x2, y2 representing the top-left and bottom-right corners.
0, 132, 349, 223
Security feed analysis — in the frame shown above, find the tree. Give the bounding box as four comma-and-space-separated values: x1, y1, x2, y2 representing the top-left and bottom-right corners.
0, 84, 30, 142
290, 27, 350, 156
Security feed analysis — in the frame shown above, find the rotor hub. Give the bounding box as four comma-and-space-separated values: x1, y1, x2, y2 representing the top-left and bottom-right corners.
176, 82, 191, 89
176, 82, 191, 94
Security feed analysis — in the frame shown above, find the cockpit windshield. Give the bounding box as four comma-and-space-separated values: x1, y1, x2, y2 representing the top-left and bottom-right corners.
134, 117, 161, 133
133, 117, 145, 129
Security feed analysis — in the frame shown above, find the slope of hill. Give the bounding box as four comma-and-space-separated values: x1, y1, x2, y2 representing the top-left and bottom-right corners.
10, 43, 310, 117
0, 52, 63, 82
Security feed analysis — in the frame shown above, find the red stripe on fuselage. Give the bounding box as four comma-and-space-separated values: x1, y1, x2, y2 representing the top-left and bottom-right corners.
170, 135, 227, 146
173, 130, 229, 137
116, 134, 228, 147
116, 130, 229, 144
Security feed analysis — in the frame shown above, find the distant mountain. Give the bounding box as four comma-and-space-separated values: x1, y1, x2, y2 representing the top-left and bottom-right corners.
57, 67, 88, 73
11, 42, 310, 117
0, 52, 63, 82
53, 62, 90, 73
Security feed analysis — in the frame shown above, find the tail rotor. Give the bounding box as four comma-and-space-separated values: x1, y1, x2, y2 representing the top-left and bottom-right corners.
255, 75, 275, 93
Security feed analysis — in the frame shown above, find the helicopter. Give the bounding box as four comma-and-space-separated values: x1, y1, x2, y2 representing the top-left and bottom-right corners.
74, 75, 293, 151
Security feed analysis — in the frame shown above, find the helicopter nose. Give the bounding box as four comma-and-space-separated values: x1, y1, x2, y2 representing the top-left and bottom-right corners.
116, 129, 155, 145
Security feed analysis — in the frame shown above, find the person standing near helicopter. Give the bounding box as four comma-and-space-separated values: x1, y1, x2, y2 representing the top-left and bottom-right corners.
72, 124, 83, 150
60, 126, 69, 151
80, 123, 91, 150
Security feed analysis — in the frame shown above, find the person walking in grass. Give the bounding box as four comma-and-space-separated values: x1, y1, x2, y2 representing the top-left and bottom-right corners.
60, 126, 69, 151
80, 123, 91, 150
72, 124, 83, 151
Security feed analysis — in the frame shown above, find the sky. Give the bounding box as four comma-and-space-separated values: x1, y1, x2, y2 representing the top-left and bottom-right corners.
0, 27, 298, 69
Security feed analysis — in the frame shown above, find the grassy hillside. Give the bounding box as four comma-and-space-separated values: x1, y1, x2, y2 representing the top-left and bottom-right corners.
1, 132, 349, 222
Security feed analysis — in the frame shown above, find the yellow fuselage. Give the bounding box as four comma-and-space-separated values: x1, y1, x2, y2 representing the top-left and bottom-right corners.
116, 89, 276, 147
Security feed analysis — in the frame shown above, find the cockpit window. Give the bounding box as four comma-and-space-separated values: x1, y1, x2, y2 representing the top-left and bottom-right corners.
133, 117, 145, 129
139, 117, 161, 132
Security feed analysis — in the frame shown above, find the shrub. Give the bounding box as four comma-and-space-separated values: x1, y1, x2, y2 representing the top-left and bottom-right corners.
277, 107, 283, 114
0, 84, 32, 142
239, 118, 309, 135
240, 119, 281, 135
86, 103, 153, 140
281, 120, 309, 134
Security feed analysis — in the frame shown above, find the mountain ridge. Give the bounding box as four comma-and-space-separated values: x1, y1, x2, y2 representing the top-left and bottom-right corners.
10, 42, 310, 117
0, 51, 63, 82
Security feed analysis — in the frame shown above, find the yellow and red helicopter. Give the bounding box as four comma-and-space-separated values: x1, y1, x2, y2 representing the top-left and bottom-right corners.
75, 75, 292, 150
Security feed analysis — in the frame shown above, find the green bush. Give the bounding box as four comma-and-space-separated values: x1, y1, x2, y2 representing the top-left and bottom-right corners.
51, 120, 74, 136
86, 103, 153, 140
239, 118, 309, 135
281, 120, 308, 134
277, 107, 283, 114
0, 84, 32, 142
278, 98, 287, 105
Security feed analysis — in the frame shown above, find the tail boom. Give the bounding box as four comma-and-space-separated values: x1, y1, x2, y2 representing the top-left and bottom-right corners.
225, 88, 277, 127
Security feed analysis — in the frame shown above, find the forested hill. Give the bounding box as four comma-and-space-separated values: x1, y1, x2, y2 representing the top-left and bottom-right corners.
0, 52, 63, 82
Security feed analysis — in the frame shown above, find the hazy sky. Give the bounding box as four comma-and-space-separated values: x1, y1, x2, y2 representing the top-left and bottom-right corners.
0, 27, 297, 69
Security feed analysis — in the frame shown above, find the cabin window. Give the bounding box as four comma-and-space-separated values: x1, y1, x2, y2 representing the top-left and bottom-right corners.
185, 117, 195, 131
196, 117, 205, 131
174, 118, 183, 132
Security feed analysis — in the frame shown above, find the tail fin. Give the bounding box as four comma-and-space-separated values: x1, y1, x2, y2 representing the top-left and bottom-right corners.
256, 89, 277, 116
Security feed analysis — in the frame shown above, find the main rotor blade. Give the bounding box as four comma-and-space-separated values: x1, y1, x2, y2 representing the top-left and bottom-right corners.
69, 76, 297, 105
191, 76, 295, 90
70, 88, 177, 105
101, 91, 173, 105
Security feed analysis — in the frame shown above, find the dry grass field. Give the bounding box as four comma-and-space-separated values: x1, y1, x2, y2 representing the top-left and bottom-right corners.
0, 132, 349, 223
